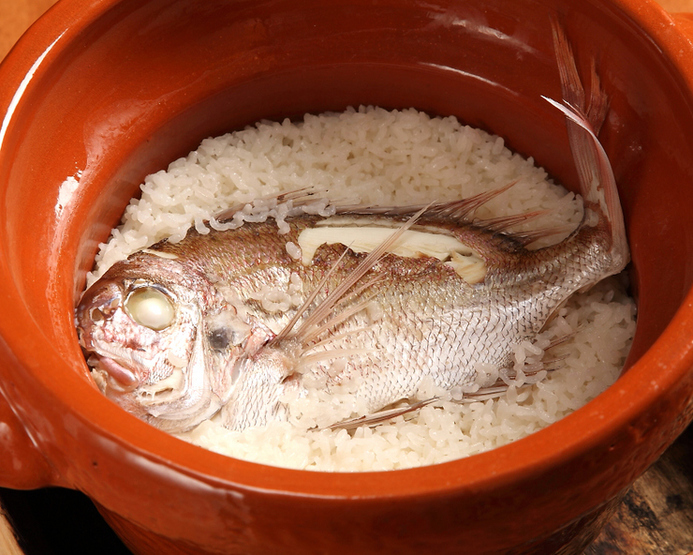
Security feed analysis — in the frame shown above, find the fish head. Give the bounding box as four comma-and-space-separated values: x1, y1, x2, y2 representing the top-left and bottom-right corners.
77, 277, 190, 389
75, 256, 229, 431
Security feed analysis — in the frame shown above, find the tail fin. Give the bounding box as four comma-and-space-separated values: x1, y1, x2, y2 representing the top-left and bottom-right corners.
544, 19, 629, 269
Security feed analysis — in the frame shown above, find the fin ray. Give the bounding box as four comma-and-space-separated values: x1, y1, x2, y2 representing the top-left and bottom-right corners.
327, 398, 438, 430
547, 18, 628, 267
332, 180, 519, 225
282, 205, 430, 345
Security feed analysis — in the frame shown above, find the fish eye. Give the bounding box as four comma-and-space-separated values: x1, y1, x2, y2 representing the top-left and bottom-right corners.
125, 286, 175, 331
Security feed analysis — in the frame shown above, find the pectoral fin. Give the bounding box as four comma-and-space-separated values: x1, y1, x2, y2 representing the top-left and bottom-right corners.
326, 397, 439, 430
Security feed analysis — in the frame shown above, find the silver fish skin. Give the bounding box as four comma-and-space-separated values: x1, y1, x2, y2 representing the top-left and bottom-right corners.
75, 22, 629, 433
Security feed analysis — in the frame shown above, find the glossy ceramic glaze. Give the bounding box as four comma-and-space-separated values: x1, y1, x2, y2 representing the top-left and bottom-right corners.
2, 0, 693, 553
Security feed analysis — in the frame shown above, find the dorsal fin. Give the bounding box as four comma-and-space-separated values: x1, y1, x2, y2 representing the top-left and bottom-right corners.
331, 179, 519, 225
210, 179, 560, 248
329, 181, 572, 247
506, 223, 578, 248
477, 209, 549, 233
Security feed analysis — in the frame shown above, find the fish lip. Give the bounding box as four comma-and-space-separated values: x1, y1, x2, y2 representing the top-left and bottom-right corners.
90, 354, 142, 392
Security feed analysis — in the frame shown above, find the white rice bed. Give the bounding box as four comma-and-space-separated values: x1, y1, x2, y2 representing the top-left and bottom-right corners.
91, 106, 636, 471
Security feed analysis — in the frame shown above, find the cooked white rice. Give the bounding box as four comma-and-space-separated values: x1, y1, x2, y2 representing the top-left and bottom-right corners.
90, 105, 635, 471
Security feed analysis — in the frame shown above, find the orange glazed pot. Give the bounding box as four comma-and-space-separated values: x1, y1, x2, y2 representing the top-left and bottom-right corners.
2, 1, 693, 553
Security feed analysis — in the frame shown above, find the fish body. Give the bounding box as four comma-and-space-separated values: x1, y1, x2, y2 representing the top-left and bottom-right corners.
76, 23, 629, 433
77, 197, 625, 432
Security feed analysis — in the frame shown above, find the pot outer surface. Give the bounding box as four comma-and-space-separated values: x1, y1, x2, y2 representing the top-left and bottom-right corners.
1, 0, 693, 554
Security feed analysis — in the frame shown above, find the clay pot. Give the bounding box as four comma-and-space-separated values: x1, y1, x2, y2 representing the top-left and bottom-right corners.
2, 0, 693, 553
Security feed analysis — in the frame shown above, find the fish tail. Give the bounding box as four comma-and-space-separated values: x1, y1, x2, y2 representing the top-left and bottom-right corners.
545, 19, 629, 268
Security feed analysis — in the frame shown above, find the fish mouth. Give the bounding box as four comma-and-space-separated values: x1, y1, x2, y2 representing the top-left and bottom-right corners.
87, 349, 182, 403
135, 367, 186, 407
88, 347, 222, 430
89, 354, 142, 392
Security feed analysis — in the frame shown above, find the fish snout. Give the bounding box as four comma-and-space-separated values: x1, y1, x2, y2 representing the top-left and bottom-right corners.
87, 297, 120, 324
76, 281, 124, 347
77, 281, 123, 320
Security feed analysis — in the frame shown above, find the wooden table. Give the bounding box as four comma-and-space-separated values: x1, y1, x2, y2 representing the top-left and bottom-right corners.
1, 1, 692, 553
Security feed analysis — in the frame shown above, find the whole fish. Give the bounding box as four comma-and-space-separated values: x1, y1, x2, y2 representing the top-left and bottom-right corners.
75, 23, 629, 433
